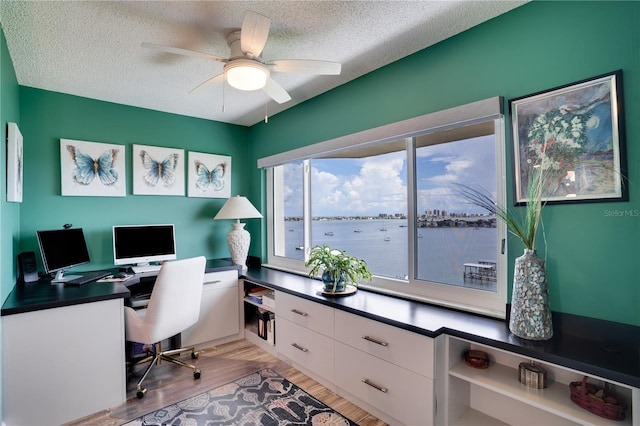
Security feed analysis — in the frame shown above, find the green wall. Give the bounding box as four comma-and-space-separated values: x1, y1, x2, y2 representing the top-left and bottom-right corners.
18, 88, 252, 271
249, 1, 640, 325
2, 2, 639, 326
0, 26, 20, 300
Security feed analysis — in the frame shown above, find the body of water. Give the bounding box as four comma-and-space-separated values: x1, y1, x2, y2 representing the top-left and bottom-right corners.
285, 219, 497, 290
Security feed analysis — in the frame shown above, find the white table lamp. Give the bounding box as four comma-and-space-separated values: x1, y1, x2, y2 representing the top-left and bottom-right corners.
213, 195, 262, 271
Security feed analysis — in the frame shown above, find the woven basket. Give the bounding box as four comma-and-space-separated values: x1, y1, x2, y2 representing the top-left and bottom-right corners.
569, 376, 626, 421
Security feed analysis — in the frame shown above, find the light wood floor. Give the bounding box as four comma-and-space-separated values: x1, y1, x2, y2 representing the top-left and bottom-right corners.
66, 339, 388, 425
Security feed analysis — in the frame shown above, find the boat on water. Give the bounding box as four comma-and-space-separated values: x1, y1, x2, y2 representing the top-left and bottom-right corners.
325, 231, 334, 236
354, 229, 363, 233
295, 246, 304, 250
384, 236, 391, 241
380, 227, 387, 231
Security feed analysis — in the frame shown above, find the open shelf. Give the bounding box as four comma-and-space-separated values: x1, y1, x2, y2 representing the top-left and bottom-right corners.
452, 408, 509, 426
445, 336, 635, 426
450, 361, 630, 426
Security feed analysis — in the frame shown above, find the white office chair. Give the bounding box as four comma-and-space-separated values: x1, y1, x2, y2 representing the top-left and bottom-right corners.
124, 256, 206, 399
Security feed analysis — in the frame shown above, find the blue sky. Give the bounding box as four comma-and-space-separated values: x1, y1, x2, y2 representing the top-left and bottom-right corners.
284, 135, 496, 217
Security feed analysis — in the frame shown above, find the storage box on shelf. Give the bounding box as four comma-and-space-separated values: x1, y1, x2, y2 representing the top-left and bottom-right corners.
333, 309, 435, 426
444, 335, 638, 426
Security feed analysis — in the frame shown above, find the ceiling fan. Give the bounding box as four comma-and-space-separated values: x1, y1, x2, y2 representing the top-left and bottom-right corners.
142, 10, 342, 104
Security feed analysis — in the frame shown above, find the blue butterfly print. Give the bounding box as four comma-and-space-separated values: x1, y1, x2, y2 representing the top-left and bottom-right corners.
194, 161, 225, 192
66, 145, 119, 186
140, 150, 179, 187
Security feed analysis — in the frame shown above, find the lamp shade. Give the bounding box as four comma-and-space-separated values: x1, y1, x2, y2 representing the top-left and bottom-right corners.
214, 195, 262, 220
224, 60, 268, 92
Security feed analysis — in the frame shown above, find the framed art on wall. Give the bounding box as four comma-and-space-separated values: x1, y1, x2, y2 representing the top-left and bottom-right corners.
187, 151, 231, 198
133, 144, 185, 196
7, 122, 23, 203
60, 139, 126, 197
510, 70, 626, 204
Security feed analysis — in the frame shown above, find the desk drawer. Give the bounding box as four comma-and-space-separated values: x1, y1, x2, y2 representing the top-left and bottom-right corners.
334, 309, 434, 378
277, 291, 334, 337
276, 316, 334, 382
335, 341, 433, 426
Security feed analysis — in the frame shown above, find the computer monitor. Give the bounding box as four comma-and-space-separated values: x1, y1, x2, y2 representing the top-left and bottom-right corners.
112, 224, 177, 267
37, 228, 91, 283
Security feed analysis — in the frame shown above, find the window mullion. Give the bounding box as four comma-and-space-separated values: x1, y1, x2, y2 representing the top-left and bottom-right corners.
302, 160, 311, 261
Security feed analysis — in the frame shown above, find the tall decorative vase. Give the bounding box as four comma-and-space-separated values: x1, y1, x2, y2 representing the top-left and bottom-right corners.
509, 249, 553, 340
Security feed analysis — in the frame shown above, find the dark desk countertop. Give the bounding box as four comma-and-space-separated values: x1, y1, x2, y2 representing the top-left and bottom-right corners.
243, 266, 640, 389
1, 259, 241, 316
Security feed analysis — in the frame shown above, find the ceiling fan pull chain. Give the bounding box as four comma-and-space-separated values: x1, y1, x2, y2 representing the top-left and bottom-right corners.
265, 100, 269, 123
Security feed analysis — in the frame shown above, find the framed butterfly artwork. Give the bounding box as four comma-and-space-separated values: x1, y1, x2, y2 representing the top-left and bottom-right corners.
60, 139, 126, 197
7, 123, 23, 203
132, 144, 185, 196
187, 151, 231, 198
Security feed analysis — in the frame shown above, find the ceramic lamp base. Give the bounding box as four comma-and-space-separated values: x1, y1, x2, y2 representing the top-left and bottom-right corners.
226, 222, 250, 271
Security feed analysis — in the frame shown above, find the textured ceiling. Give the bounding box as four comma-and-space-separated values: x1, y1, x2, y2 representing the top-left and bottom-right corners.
1, 1, 526, 127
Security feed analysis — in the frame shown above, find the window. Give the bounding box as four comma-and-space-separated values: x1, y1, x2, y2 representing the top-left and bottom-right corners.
261, 97, 507, 317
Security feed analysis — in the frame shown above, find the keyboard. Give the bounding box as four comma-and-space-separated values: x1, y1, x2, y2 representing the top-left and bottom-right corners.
131, 264, 162, 274
65, 271, 111, 286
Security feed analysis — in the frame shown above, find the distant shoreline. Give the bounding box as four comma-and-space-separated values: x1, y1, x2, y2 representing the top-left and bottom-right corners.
285, 215, 496, 228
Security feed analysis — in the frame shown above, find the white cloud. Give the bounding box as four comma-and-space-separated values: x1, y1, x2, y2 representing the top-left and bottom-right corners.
311, 152, 407, 216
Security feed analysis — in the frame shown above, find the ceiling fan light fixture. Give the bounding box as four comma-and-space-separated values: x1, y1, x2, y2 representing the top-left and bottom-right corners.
225, 60, 268, 91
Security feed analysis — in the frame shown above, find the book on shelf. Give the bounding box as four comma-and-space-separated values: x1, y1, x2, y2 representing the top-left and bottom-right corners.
266, 313, 275, 345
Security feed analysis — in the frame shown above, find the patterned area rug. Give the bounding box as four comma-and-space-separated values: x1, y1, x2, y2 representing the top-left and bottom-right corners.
122, 368, 356, 425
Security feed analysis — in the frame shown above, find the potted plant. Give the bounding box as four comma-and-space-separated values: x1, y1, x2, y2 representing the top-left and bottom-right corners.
306, 245, 372, 293
454, 166, 553, 340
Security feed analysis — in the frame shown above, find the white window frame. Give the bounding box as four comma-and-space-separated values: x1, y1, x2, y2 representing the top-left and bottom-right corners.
260, 97, 507, 318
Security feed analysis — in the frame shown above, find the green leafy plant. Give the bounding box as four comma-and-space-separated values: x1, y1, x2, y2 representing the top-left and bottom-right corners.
306, 245, 372, 292
454, 167, 548, 251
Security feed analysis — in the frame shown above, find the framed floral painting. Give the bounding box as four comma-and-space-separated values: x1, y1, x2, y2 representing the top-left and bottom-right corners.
510, 70, 626, 204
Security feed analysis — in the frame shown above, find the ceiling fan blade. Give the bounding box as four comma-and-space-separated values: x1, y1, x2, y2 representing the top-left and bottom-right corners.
142, 42, 227, 63
268, 59, 342, 75
264, 78, 291, 104
241, 11, 270, 58
189, 73, 224, 94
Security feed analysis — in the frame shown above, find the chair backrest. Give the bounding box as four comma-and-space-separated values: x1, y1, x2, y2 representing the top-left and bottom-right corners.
141, 256, 206, 343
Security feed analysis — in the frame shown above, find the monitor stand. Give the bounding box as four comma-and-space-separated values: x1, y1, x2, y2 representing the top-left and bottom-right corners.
51, 269, 82, 284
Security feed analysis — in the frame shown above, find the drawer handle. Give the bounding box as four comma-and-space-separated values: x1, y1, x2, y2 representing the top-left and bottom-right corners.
205, 280, 222, 284
291, 343, 309, 352
362, 379, 388, 393
362, 335, 389, 346
291, 309, 308, 317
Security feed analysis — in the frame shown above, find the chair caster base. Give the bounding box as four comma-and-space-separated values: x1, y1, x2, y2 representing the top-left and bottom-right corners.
136, 387, 147, 399
194, 369, 201, 379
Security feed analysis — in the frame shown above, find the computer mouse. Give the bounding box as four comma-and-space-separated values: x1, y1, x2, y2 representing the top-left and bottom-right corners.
114, 272, 129, 279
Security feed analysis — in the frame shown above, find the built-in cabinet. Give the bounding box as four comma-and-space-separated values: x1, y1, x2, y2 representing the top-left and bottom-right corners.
333, 310, 435, 425
241, 277, 639, 426
277, 291, 335, 386
442, 335, 639, 426
182, 269, 241, 347
2, 299, 126, 426
241, 279, 436, 425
